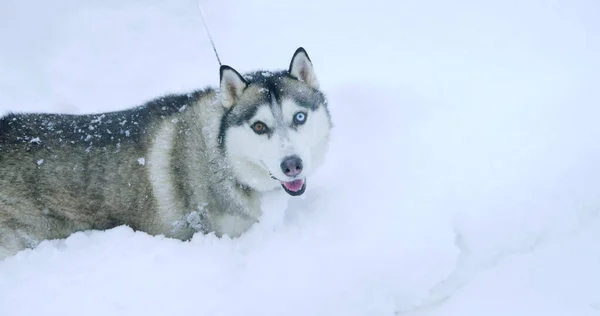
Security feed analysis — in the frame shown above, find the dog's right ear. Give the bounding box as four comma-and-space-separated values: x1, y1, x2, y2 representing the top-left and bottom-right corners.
220, 65, 247, 109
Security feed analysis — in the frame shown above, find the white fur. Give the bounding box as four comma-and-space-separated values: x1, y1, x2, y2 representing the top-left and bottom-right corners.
225, 105, 281, 191
280, 99, 331, 176
0, 246, 10, 259
224, 98, 331, 190
0, 228, 36, 259
0, 235, 19, 259
253, 106, 278, 130
214, 213, 258, 237
147, 120, 178, 231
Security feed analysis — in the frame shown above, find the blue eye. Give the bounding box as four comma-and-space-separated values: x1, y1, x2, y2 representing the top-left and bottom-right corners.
294, 112, 307, 125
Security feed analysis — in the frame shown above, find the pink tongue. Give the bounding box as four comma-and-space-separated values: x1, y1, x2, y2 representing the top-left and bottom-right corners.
282, 179, 304, 192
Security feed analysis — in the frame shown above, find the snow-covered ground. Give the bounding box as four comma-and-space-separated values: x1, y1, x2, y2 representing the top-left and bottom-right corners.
1, 0, 599, 315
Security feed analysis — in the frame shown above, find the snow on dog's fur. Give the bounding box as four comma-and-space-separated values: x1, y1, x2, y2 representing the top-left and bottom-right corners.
0, 48, 332, 260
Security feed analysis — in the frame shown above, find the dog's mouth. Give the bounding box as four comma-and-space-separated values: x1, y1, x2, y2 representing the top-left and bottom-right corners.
280, 178, 306, 196
264, 161, 307, 197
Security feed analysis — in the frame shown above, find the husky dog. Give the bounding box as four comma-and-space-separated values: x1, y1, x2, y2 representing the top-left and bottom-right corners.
0, 48, 332, 260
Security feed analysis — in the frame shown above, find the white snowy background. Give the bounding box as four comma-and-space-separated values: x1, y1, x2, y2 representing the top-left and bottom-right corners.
1, 0, 599, 315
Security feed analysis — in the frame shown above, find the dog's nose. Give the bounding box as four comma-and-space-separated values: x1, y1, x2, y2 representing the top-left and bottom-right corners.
280, 155, 303, 177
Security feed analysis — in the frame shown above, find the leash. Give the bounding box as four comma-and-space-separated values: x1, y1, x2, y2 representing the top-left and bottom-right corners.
196, 1, 222, 67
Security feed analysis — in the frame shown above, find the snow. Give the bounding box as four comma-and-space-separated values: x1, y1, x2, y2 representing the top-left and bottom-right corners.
1, 0, 599, 315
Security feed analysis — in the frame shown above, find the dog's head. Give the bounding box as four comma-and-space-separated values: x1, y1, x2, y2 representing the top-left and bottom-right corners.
218, 48, 332, 196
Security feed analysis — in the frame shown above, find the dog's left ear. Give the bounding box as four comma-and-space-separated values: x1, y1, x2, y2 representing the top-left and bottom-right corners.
220, 65, 248, 109
288, 47, 319, 89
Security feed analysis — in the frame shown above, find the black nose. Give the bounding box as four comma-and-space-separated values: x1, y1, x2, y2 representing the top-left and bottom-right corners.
280, 155, 303, 177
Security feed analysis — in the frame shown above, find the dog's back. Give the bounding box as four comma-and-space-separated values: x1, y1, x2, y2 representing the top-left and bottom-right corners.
0, 91, 206, 257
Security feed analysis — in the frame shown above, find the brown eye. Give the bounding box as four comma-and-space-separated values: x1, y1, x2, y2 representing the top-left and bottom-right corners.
251, 121, 268, 134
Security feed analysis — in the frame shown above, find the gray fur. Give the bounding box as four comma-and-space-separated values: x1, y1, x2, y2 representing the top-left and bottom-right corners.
0, 48, 332, 260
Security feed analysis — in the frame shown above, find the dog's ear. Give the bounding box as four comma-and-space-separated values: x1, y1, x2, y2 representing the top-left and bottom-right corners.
220, 65, 248, 109
288, 47, 319, 89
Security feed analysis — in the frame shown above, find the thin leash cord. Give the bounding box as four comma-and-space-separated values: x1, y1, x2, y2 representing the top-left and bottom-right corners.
196, 1, 222, 67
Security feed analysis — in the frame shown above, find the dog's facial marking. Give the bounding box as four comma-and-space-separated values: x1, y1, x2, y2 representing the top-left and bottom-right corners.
269, 90, 285, 130
223, 92, 330, 195
248, 105, 276, 138
219, 47, 331, 196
